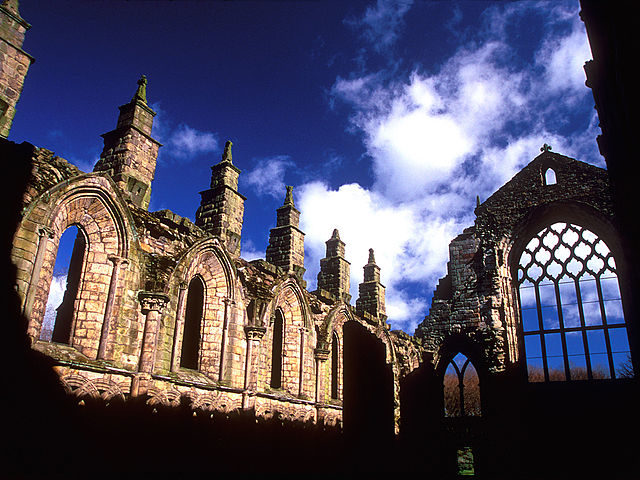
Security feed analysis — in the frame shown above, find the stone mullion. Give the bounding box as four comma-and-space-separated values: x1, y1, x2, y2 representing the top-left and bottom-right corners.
97, 255, 128, 360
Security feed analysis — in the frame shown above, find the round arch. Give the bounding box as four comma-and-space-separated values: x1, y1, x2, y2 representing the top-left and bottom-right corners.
16, 175, 134, 358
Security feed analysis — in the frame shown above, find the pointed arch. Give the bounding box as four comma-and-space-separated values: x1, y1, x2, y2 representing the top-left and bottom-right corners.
265, 277, 314, 397
166, 237, 242, 383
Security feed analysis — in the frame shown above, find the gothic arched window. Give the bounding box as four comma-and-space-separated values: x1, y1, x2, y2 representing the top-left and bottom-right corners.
270, 309, 284, 389
443, 353, 481, 417
41, 225, 86, 344
517, 222, 633, 381
180, 275, 205, 370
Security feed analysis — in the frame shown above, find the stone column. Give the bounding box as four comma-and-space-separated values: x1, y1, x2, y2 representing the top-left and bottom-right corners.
314, 347, 330, 404
23, 226, 53, 336
298, 326, 307, 397
242, 325, 266, 408
170, 281, 188, 372
137, 292, 169, 374
218, 297, 233, 382
97, 255, 128, 360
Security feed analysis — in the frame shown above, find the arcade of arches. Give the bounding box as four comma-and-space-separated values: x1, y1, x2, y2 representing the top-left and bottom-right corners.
4, 2, 638, 474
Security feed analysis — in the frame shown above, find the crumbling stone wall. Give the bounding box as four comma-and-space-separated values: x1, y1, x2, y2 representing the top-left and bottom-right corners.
416, 149, 621, 376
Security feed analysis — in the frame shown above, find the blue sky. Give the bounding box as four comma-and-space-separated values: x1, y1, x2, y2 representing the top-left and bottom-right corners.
10, 0, 602, 334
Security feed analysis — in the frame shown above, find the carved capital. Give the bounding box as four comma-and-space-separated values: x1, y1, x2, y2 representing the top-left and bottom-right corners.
244, 325, 267, 341
38, 226, 54, 239
314, 348, 330, 362
107, 255, 129, 267
138, 291, 170, 314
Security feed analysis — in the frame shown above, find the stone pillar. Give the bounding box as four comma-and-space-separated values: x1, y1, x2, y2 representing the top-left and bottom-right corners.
93, 75, 161, 210
316, 229, 351, 303
314, 347, 330, 403
0, 0, 35, 138
243, 325, 266, 408
195, 141, 246, 257
265, 186, 305, 277
22, 226, 53, 335
170, 281, 188, 372
356, 248, 387, 321
218, 296, 233, 382
137, 291, 169, 374
298, 326, 307, 397
97, 255, 129, 360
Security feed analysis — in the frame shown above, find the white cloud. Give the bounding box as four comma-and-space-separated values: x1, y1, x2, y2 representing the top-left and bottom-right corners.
314, 2, 599, 333
42, 275, 67, 340
149, 102, 219, 162
168, 124, 218, 159
243, 156, 295, 200
298, 181, 462, 331
348, 0, 414, 50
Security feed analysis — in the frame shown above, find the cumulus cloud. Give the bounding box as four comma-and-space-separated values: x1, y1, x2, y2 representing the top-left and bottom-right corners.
298, 181, 463, 332
302, 2, 599, 333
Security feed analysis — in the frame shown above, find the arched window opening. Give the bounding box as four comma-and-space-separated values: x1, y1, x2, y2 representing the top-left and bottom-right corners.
544, 168, 557, 185
517, 222, 633, 382
331, 331, 339, 400
41, 226, 85, 344
180, 275, 205, 370
270, 309, 284, 389
443, 353, 481, 417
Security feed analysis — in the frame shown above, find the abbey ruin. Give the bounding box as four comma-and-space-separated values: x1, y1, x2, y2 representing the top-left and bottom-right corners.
3, 1, 638, 476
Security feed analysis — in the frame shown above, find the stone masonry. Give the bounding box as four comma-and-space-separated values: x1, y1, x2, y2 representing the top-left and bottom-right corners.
4, 4, 638, 476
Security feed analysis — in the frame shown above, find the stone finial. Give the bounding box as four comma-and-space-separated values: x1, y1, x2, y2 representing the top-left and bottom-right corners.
331, 228, 340, 240
133, 75, 148, 103
476, 195, 481, 208
284, 185, 294, 206
368, 248, 376, 264
222, 140, 233, 163
541, 143, 552, 153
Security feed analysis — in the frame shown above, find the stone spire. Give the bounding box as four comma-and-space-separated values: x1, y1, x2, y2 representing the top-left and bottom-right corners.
266, 186, 305, 277
195, 140, 245, 257
356, 248, 386, 321
316, 229, 351, 303
0, 0, 34, 138
93, 75, 161, 210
